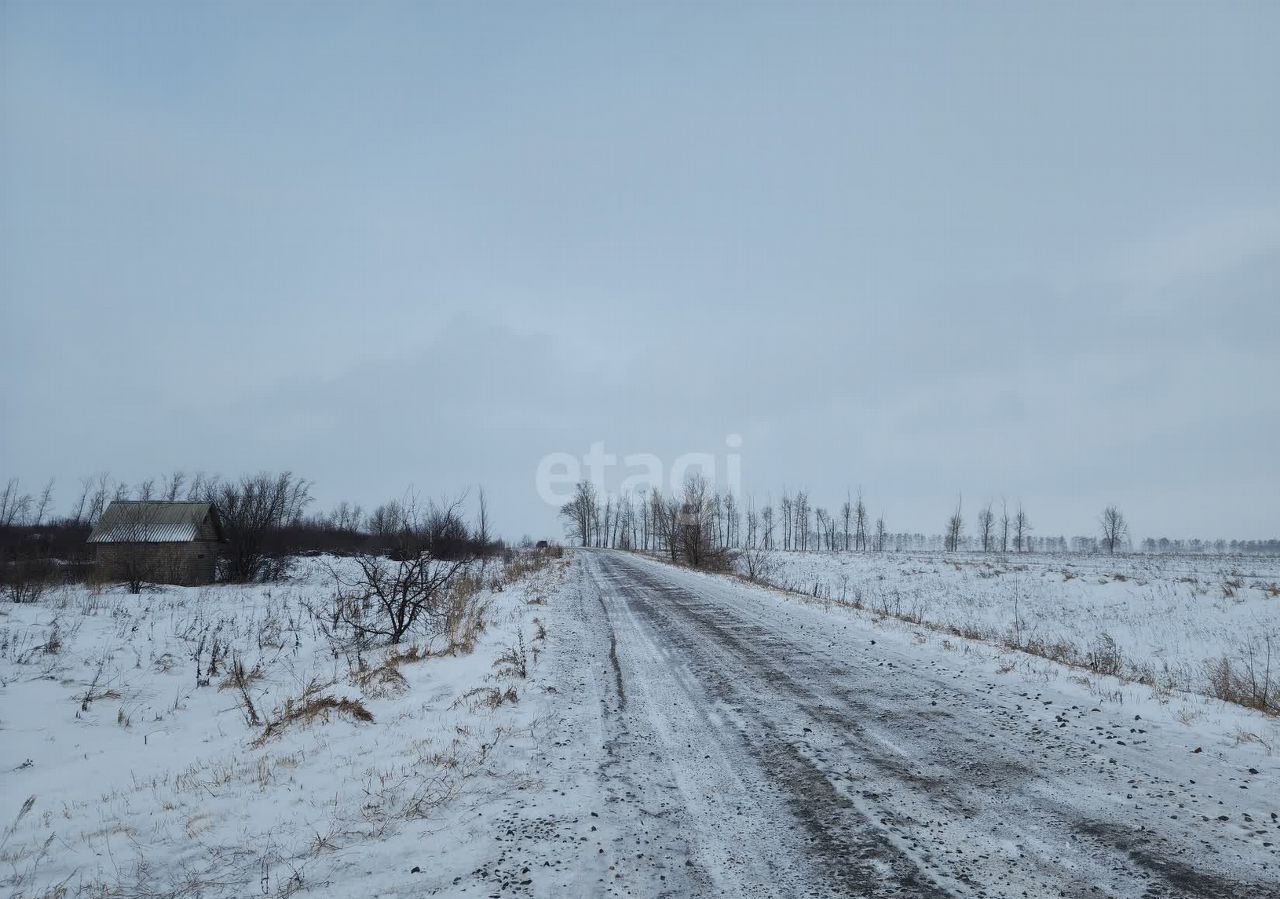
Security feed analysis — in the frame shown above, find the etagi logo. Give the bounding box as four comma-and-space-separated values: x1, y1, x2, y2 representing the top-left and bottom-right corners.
535, 435, 743, 507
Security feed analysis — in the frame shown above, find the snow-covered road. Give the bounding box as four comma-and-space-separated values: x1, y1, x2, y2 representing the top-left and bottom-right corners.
480, 549, 1278, 898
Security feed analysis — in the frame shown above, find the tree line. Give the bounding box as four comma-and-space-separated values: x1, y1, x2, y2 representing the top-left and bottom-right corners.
557, 477, 1278, 561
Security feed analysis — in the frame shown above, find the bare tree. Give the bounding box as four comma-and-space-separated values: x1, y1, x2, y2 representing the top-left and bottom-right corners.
658, 493, 683, 563
853, 492, 868, 552
1013, 503, 1031, 553
417, 492, 473, 558
1100, 505, 1129, 555
86, 472, 112, 525
815, 508, 830, 551
841, 493, 852, 552
0, 479, 32, 527
722, 492, 739, 549
162, 471, 187, 502
32, 479, 54, 527
559, 480, 598, 547
793, 491, 810, 552
677, 473, 720, 568
977, 502, 996, 553
944, 496, 964, 552
999, 499, 1010, 554
779, 493, 793, 550
206, 472, 313, 581
874, 515, 886, 552
69, 476, 93, 526
474, 486, 491, 552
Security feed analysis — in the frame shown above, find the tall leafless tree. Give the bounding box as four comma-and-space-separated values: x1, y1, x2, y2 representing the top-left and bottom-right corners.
999, 499, 1010, 554
945, 496, 964, 552
31, 479, 54, 527
1100, 505, 1129, 555
474, 487, 490, 551
559, 480, 598, 547
854, 492, 868, 551
841, 493, 852, 552
162, 470, 187, 502
1013, 504, 1031, 553
794, 491, 811, 552
977, 502, 996, 552
0, 479, 32, 527
779, 493, 793, 550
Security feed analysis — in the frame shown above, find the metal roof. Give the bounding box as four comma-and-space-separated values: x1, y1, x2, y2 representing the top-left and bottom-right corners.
88, 501, 224, 544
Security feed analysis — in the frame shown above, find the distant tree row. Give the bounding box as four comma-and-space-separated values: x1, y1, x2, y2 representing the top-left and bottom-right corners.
553, 476, 1278, 558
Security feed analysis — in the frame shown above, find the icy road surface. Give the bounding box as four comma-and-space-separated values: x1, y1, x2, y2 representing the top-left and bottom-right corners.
464, 550, 1278, 898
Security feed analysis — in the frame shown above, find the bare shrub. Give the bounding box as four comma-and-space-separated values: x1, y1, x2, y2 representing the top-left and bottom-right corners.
2, 551, 54, 603
329, 554, 470, 645
1087, 633, 1124, 677
740, 542, 775, 583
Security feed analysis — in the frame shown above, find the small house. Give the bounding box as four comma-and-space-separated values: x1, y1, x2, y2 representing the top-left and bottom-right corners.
88, 501, 225, 586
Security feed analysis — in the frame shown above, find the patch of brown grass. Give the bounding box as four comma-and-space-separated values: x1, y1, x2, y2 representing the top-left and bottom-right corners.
352, 663, 409, 699
451, 686, 518, 711
255, 680, 373, 745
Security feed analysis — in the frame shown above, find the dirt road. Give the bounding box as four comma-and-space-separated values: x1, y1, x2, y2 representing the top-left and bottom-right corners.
469, 550, 1277, 898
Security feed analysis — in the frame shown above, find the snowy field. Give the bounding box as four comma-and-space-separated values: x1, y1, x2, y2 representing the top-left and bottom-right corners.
747, 550, 1280, 712
0, 551, 570, 898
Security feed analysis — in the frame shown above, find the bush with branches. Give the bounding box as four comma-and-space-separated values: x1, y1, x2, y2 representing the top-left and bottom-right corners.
328, 554, 471, 645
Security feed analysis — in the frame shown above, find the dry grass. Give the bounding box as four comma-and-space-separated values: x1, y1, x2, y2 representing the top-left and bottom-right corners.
1204, 638, 1278, 716
757, 566, 1280, 717
442, 576, 492, 655
255, 679, 374, 745
351, 661, 410, 699
492, 631, 529, 679
451, 686, 518, 711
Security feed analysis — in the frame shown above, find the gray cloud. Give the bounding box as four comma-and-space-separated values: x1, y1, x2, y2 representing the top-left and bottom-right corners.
2, 3, 1277, 539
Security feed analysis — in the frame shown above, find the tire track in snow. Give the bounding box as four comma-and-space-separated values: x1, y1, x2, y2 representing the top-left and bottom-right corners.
584, 550, 1277, 898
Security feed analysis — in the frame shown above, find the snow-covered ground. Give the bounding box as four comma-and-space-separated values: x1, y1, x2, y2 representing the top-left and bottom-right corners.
5, 548, 1279, 897
0, 552, 570, 898
746, 550, 1280, 711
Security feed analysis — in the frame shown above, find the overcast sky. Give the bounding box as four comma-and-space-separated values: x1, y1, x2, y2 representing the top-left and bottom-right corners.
2, 2, 1277, 540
